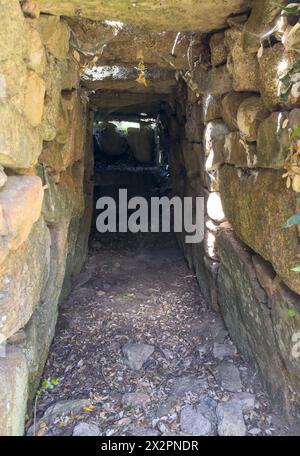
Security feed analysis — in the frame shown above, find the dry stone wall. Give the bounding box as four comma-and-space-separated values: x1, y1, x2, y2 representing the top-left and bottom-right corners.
169, 1, 300, 418
0, 0, 93, 435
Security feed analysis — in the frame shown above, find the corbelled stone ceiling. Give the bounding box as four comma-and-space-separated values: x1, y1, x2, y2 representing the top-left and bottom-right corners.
22, 0, 271, 122
39, 0, 252, 119
39, 0, 252, 32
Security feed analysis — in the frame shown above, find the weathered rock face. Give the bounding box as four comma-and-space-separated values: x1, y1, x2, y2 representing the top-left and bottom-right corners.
182, 142, 203, 185
210, 32, 227, 67
186, 102, 204, 143
219, 166, 299, 295
0, 176, 44, 265
26, 24, 46, 76
256, 112, 290, 168
242, 0, 281, 53
221, 92, 251, 131
0, 346, 28, 436
271, 283, 300, 398
0, 218, 50, 341
217, 401, 246, 436
0, 0, 27, 114
223, 132, 257, 167
203, 95, 222, 124
40, 166, 84, 227
40, 54, 63, 142
17, 223, 69, 399
0, 103, 43, 169
24, 70, 46, 127
258, 44, 300, 111
94, 123, 128, 157
39, 15, 70, 61
70, 18, 204, 72
127, 127, 154, 163
196, 65, 233, 96
225, 28, 259, 92
39, 0, 251, 32
236, 96, 269, 142
204, 121, 229, 170
0, 167, 7, 189
217, 228, 299, 411
40, 92, 87, 173
0, 0, 92, 436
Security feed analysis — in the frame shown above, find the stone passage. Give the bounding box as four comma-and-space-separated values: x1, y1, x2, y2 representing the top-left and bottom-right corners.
29, 232, 294, 437
0, 0, 300, 436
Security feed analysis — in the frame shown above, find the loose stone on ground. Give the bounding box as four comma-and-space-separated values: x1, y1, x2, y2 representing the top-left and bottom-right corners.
30, 233, 289, 437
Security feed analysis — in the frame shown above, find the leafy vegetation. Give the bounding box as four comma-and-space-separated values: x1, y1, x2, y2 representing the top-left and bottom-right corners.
276, 4, 300, 272
288, 308, 297, 317
274, 2, 300, 15
285, 211, 300, 227
33, 377, 60, 436
280, 58, 300, 101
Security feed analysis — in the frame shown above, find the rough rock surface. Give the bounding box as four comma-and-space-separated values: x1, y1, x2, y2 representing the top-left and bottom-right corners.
225, 28, 259, 92
242, 0, 281, 53
26, 24, 46, 75
217, 228, 293, 409
0, 0, 27, 112
270, 283, 300, 399
0, 104, 43, 169
157, 375, 208, 417
39, 15, 70, 61
0, 0, 92, 436
73, 422, 102, 436
0, 346, 28, 436
219, 166, 300, 295
122, 392, 151, 408
237, 96, 269, 142
258, 44, 300, 110
203, 95, 222, 123
204, 121, 229, 170
43, 399, 91, 420
24, 70, 45, 127
210, 32, 227, 67
217, 401, 246, 436
39, 0, 251, 32
256, 112, 290, 168
221, 92, 251, 131
0, 218, 50, 340
180, 404, 213, 436
0, 176, 44, 264
216, 362, 243, 392
213, 343, 237, 360
123, 342, 155, 371
223, 132, 257, 167
196, 65, 233, 96
95, 123, 128, 157
127, 127, 154, 163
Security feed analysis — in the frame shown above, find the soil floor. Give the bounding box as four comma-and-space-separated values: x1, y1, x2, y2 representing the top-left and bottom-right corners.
27, 232, 296, 436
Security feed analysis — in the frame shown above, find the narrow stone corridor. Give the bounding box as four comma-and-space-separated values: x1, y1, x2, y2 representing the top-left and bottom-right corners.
28, 232, 292, 437
2, 0, 300, 438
